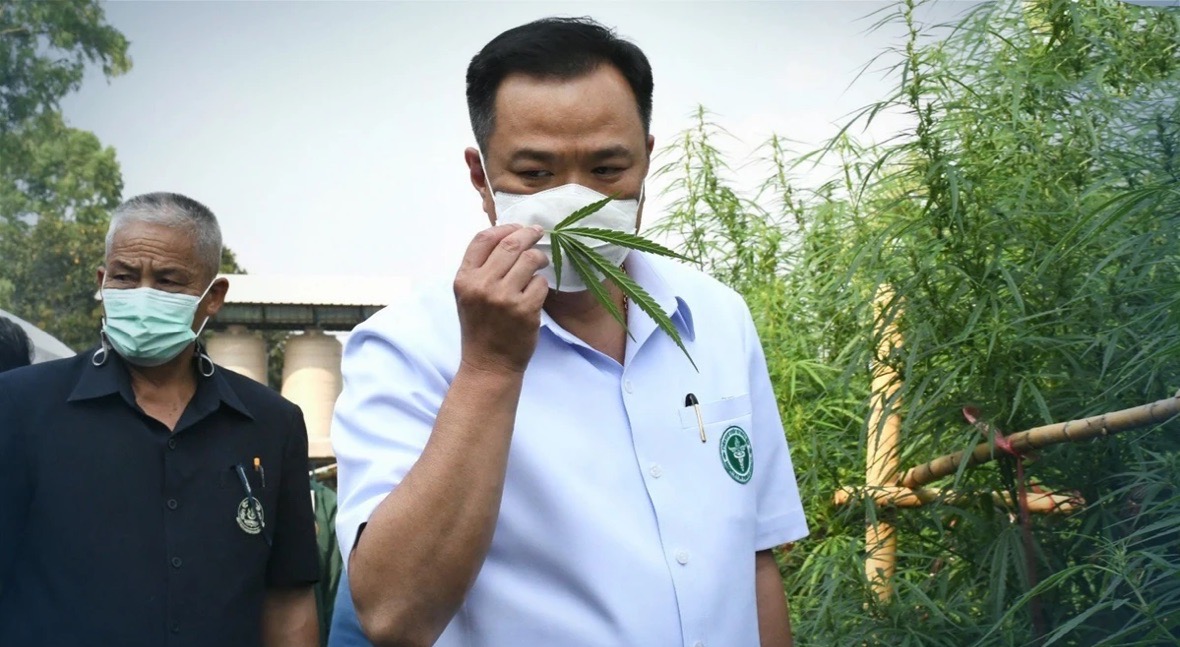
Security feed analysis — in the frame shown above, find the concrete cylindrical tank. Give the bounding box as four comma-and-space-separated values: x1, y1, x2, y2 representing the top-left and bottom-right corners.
206, 325, 268, 385
281, 329, 342, 458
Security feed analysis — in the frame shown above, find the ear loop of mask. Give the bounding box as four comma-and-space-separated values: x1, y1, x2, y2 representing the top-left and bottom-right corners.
479, 150, 498, 207
93, 273, 114, 367
193, 279, 217, 377
197, 342, 216, 377
92, 333, 110, 367
193, 279, 215, 338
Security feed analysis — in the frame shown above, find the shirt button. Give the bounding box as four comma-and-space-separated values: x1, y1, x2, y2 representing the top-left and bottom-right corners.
693, 642, 705, 647
624, 379, 634, 394
167, 438, 177, 450
170, 623, 180, 634
675, 549, 690, 565
649, 464, 663, 478
170, 556, 183, 568
166, 499, 178, 510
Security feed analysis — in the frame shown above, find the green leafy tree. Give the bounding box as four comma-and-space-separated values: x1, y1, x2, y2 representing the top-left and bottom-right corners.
0, 2, 252, 354
0, 112, 123, 350
0, 0, 130, 131
0, 0, 129, 350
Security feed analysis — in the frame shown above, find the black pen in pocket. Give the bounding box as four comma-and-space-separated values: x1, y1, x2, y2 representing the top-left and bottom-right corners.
685, 393, 706, 443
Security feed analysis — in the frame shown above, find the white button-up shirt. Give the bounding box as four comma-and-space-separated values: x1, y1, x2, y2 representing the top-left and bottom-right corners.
332, 252, 808, 647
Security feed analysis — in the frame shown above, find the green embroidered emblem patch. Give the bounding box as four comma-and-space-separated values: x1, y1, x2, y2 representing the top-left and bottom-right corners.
719, 425, 753, 484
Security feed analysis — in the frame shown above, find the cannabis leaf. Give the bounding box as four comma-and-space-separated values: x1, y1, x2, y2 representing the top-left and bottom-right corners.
547, 196, 698, 370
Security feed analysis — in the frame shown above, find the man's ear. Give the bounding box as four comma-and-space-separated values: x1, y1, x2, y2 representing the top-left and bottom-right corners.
466, 147, 496, 226
95, 266, 107, 312
201, 277, 230, 321
465, 147, 488, 193
635, 134, 656, 232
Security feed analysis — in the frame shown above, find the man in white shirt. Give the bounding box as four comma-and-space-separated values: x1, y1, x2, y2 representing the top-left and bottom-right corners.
330, 16, 808, 647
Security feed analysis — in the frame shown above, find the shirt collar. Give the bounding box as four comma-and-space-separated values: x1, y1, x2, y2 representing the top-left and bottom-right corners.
625, 251, 696, 342
539, 251, 697, 342
68, 344, 254, 421
210, 359, 255, 420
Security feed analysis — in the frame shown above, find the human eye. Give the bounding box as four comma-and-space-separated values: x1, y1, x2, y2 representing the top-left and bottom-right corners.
593, 166, 626, 178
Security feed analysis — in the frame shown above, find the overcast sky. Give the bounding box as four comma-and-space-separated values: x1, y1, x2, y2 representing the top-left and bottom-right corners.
62, 1, 978, 283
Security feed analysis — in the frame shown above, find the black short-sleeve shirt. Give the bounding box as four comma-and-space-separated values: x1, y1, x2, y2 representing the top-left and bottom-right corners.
0, 348, 320, 647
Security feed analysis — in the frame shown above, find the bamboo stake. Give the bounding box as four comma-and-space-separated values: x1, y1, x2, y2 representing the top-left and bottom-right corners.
900, 395, 1180, 489
865, 287, 903, 602
833, 485, 1083, 514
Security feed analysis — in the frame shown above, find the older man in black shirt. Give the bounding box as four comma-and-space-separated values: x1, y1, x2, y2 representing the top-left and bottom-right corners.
0, 192, 319, 647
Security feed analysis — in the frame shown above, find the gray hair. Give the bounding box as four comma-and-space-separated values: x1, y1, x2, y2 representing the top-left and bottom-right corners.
105, 192, 223, 279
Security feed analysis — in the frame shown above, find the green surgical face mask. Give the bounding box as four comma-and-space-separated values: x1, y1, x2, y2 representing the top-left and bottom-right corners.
100, 280, 213, 367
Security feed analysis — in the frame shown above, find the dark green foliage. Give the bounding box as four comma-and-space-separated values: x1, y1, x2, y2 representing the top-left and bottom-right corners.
0, 0, 248, 354
0, 112, 123, 350
0, 0, 130, 131
0, 0, 128, 350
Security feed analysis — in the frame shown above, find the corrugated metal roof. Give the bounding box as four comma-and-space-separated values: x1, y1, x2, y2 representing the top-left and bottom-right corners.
218, 274, 410, 307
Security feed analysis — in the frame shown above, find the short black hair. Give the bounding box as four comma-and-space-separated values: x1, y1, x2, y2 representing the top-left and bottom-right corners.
0, 317, 32, 372
466, 17, 654, 151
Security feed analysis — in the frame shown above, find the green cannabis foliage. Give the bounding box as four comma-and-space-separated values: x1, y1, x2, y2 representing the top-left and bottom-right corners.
548, 196, 697, 369
653, 1, 1180, 645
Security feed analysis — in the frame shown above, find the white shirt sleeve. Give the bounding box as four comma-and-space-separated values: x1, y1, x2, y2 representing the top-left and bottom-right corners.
743, 307, 810, 550
331, 306, 452, 567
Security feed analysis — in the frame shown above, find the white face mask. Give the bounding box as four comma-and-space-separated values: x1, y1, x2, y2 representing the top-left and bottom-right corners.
481, 154, 643, 292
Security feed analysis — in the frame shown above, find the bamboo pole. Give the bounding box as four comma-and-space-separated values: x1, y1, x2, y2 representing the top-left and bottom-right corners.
833, 485, 1083, 514
865, 287, 903, 602
900, 395, 1180, 489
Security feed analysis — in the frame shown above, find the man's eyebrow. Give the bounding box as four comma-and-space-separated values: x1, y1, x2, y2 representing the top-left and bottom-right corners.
587, 145, 634, 161
507, 146, 635, 163
507, 148, 558, 164
108, 259, 191, 277
155, 266, 191, 278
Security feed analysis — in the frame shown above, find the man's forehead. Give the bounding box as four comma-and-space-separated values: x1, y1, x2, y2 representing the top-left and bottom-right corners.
491, 69, 644, 136
107, 222, 200, 262
109, 220, 193, 245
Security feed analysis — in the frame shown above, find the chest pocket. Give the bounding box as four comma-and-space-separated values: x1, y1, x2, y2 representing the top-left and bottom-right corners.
216, 460, 278, 547
667, 392, 759, 562
679, 394, 755, 503
679, 394, 752, 431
